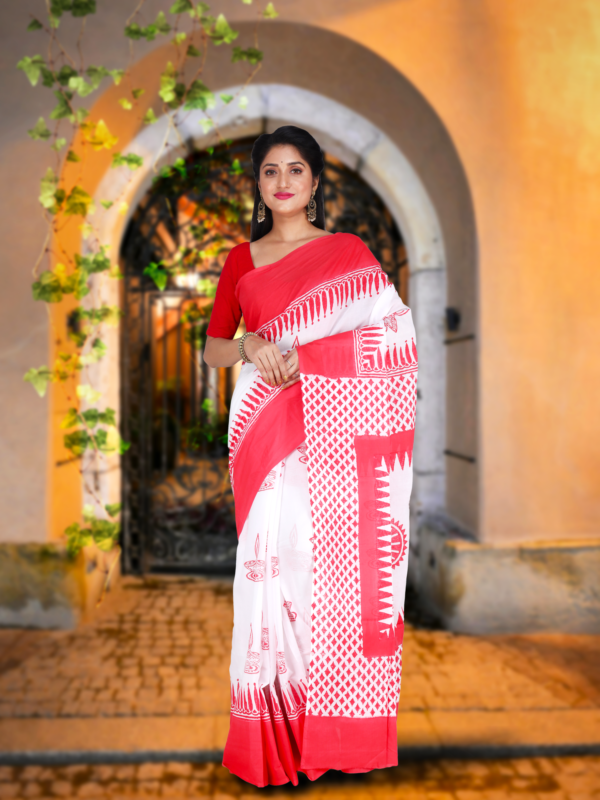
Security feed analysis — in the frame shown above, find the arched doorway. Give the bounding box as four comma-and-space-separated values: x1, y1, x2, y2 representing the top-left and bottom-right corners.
82, 26, 477, 590
119, 138, 408, 574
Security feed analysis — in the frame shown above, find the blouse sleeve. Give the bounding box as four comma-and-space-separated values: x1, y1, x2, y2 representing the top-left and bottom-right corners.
206, 251, 243, 339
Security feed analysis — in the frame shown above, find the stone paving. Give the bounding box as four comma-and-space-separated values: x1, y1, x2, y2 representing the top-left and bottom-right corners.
1, 577, 599, 721
0, 577, 600, 798
0, 756, 599, 798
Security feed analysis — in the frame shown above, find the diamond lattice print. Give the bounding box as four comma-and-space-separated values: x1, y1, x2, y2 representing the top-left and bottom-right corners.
302, 370, 417, 719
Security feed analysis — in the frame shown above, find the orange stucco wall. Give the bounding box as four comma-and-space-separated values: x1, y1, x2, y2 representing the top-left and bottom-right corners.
42, 0, 600, 547
323, 0, 600, 543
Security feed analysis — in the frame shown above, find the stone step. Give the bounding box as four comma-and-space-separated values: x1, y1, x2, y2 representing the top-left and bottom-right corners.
1, 709, 600, 765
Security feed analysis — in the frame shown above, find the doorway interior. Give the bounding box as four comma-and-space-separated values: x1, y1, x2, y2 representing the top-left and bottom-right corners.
119, 138, 408, 574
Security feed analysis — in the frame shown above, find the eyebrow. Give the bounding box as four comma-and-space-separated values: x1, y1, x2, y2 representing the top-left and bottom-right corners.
262, 161, 306, 168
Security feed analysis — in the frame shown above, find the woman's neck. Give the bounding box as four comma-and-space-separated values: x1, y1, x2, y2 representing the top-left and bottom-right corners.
268, 212, 320, 243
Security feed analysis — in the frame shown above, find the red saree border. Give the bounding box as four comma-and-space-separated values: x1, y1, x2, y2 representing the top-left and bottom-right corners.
354, 430, 414, 658
300, 715, 398, 772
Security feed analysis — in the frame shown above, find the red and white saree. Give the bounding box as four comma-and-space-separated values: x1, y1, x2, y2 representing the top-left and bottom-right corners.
222, 233, 418, 786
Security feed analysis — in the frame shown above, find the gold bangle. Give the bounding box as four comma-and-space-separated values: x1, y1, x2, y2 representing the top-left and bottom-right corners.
238, 331, 256, 363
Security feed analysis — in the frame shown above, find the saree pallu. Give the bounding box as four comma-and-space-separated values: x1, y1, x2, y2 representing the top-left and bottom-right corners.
222, 234, 418, 786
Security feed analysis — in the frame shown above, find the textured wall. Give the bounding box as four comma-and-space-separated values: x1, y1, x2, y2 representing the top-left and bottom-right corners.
2, 0, 599, 549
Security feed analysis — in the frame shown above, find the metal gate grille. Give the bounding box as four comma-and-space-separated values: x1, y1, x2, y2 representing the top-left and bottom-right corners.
120, 139, 407, 575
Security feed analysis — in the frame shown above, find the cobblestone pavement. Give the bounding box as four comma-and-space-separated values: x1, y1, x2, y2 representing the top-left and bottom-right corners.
1, 577, 600, 798
0, 577, 599, 720
0, 756, 599, 798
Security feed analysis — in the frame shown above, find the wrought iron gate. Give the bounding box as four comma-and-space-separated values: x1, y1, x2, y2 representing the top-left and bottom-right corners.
120, 139, 407, 575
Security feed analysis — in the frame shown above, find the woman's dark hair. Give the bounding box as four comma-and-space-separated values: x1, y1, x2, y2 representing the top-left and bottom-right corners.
249, 125, 326, 242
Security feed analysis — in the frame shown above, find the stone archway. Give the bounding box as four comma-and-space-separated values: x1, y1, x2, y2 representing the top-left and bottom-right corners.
66, 22, 477, 581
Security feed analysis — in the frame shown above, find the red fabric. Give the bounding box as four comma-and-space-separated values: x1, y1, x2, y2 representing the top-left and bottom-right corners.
228, 233, 384, 535
222, 233, 415, 786
231, 380, 305, 535
206, 243, 254, 339
354, 431, 413, 657
301, 715, 398, 771
223, 712, 397, 786
236, 233, 377, 336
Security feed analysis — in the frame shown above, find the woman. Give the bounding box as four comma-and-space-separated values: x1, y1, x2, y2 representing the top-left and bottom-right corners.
204, 126, 418, 786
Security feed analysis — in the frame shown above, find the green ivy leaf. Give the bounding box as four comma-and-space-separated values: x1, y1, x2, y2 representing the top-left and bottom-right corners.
143, 108, 158, 125
220, 93, 233, 104
170, 0, 194, 13
98, 408, 117, 427
71, 0, 97, 17
77, 383, 102, 404
67, 149, 81, 163
124, 23, 144, 40
105, 502, 121, 517
17, 54, 46, 86
184, 80, 215, 111
263, 2, 278, 17
112, 152, 144, 170
154, 11, 171, 34
118, 98, 132, 110
196, 277, 217, 297
75, 249, 111, 275
94, 428, 110, 451
81, 409, 99, 427
132, 88, 145, 100
32, 270, 63, 302
68, 75, 94, 97
27, 18, 44, 31
159, 62, 178, 103
39, 167, 61, 212
119, 437, 131, 455
41, 67, 55, 88
56, 65, 78, 86
51, 137, 67, 151
231, 46, 263, 65
60, 408, 80, 429
229, 158, 244, 176
24, 366, 53, 397
50, 0, 71, 18
64, 185, 94, 216
64, 429, 92, 456
49, 91, 74, 122
100, 199, 113, 209
187, 44, 201, 57
65, 522, 92, 556
172, 32, 187, 45
143, 262, 169, 290
28, 117, 52, 141
80, 338, 107, 365
76, 107, 89, 122
110, 69, 125, 85
85, 65, 108, 88
91, 519, 120, 551
209, 14, 238, 45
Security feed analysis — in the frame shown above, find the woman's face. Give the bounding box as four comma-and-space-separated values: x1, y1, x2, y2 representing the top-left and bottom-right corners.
258, 144, 319, 219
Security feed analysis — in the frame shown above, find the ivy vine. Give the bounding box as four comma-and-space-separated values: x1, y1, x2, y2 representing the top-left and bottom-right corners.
20, 0, 276, 589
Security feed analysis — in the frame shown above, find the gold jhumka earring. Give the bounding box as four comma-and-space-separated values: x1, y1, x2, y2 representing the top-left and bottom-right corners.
307, 190, 317, 223
257, 190, 266, 223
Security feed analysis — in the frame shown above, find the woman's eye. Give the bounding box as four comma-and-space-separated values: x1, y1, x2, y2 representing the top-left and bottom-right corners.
291, 168, 302, 174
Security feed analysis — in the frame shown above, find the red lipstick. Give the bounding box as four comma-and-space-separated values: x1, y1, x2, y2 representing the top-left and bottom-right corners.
274, 192, 294, 199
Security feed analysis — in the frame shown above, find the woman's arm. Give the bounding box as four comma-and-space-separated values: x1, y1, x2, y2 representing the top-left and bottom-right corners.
204, 334, 300, 389
204, 335, 244, 369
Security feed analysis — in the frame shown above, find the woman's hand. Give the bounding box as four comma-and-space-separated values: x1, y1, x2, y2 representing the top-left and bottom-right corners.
244, 335, 291, 387
280, 348, 300, 390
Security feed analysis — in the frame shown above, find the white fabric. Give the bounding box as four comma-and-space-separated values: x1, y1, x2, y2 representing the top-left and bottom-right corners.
230, 443, 314, 711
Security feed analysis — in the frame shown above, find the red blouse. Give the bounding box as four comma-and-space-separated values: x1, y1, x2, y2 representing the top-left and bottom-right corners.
206, 243, 254, 339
